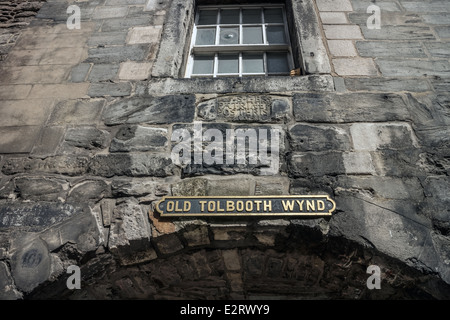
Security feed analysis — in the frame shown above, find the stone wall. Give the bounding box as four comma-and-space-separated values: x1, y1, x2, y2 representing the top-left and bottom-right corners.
0, 0, 46, 60
0, 0, 449, 299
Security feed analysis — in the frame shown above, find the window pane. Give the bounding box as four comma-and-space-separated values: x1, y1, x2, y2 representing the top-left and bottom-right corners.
219, 27, 239, 45
195, 28, 216, 45
264, 8, 283, 23
242, 26, 263, 44
220, 9, 240, 24
267, 52, 289, 73
242, 9, 262, 24
243, 53, 264, 73
192, 55, 214, 74
218, 54, 239, 74
198, 10, 218, 25
266, 26, 286, 44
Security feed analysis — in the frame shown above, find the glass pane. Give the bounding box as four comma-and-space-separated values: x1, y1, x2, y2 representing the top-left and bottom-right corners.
192, 55, 214, 75
218, 54, 239, 74
198, 10, 218, 25
264, 8, 284, 23
220, 9, 240, 24
195, 28, 216, 45
266, 26, 286, 44
219, 27, 239, 45
243, 9, 262, 24
242, 26, 263, 44
267, 52, 289, 73
243, 53, 264, 73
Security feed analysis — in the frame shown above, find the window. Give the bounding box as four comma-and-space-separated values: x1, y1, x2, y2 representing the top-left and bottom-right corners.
185, 4, 295, 78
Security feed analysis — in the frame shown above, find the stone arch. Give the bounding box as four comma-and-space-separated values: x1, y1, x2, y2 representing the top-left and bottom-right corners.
24, 221, 450, 300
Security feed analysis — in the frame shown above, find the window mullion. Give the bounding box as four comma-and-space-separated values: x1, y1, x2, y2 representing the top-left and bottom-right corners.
263, 52, 268, 76
261, 8, 267, 45
239, 52, 243, 77
213, 53, 219, 78
239, 8, 243, 45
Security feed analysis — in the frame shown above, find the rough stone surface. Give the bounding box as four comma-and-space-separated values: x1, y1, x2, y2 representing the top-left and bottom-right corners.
110, 125, 168, 152
103, 95, 196, 125
88, 153, 177, 178
65, 127, 110, 150
108, 198, 153, 265
293, 93, 410, 123
0, 202, 82, 231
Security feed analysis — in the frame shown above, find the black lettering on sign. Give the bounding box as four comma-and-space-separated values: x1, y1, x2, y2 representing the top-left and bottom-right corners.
156, 195, 336, 217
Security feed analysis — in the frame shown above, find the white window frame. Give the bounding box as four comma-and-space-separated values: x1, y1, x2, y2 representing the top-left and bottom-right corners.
185, 4, 295, 78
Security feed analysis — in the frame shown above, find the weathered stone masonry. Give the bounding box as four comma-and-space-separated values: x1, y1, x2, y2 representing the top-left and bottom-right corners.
0, 0, 449, 299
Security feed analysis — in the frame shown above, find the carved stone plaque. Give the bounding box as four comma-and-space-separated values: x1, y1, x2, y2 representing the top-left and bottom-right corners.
197, 95, 290, 122
217, 95, 271, 121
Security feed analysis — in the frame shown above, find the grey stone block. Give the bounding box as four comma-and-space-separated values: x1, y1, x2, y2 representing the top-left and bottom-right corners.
108, 198, 154, 264
70, 63, 91, 83
376, 59, 450, 77
435, 26, 450, 38
336, 176, 424, 200
344, 78, 431, 92
111, 178, 156, 197
288, 152, 345, 178
421, 13, 450, 25
88, 153, 177, 177
137, 75, 334, 95
371, 149, 422, 177
105, 0, 146, 5
350, 0, 401, 12
330, 195, 436, 274
401, 1, 450, 13
103, 95, 195, 125
15, 177, 67, 201
425, 42, 450, 58
152, 233, 184, 256
31, 126, 66, 156
421, 176, 450, 233
10, 236, 50, 293
68, 180, 111, 202
2, 156, 89, 176
293, 93, 410, 123
88, 82, 132, 97
110, 125, 168, 152
348, 12, 423, 26
0, 202, 81, 230
361, 26, 435, 40
0, 126, 42, 154
40, 209, 101, 253
0, 262, 21, 299
288, 124, 351, 152
87, 32, 128, 47
430, 77, 450, 92
86, 45, 148, 64
88, 64, 119, 82
48, 99, 105, 125
35, 2, 68, 21
92, 6, 129, 19
151, 0, 195, 77
414, 126, 450, 155
356, 41, 427, 58
100, 17, 153, 32
65, 126, 110, 149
